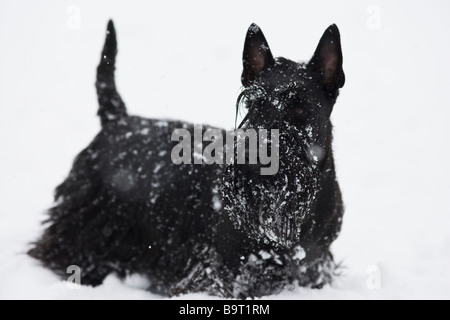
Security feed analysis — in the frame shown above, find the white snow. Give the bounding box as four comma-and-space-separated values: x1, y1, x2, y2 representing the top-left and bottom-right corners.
293, 246, 306, 261
259, 251, 272, 260
1, 0, 450, 300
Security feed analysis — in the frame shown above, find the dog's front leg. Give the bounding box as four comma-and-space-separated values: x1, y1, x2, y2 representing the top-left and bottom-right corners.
168, 246, 234, 298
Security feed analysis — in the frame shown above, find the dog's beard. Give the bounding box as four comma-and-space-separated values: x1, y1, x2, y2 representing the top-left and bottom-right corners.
221, 156, 319, 249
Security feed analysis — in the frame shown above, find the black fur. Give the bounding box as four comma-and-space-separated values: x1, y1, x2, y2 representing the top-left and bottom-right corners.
29, 21, 345, 298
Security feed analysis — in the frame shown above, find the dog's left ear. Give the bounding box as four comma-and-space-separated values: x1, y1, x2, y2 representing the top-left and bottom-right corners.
309, 24, 345, 96
242, 24, 275, 87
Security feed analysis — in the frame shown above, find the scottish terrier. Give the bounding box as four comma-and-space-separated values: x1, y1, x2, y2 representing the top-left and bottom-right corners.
29, 20, 345, 298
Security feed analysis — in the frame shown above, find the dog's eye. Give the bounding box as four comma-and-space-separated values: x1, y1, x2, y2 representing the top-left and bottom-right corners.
294, 107, 305, 117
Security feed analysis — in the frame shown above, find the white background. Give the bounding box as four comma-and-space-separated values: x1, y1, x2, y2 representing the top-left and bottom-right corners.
0, 0, 449, 299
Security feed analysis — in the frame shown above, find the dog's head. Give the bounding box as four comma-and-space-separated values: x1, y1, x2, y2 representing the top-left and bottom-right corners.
221, 24, 345, 248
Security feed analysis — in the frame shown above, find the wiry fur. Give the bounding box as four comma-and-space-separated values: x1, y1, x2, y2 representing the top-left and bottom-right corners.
29, 20, 345, 298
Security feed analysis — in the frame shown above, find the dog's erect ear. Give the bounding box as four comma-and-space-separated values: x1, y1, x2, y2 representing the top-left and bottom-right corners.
241, 24, 275, 86
309, 24, 345, 95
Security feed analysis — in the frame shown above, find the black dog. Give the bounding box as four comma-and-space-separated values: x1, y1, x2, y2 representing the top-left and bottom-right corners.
29, 21, 345, 298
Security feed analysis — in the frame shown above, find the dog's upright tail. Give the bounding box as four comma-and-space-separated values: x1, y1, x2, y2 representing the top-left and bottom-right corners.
96, 20, 127, 127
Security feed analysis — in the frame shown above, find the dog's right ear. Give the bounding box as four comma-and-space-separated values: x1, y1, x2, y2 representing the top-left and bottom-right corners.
241, 24, 275, 87
308, 24, 345, 97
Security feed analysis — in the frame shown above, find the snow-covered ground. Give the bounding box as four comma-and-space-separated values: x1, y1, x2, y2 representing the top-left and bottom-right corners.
1, 0, 449, 300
